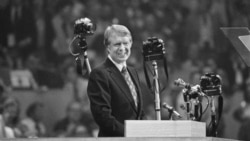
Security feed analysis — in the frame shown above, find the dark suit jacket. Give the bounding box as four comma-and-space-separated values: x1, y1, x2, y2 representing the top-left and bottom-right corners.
87, 58, 145, 137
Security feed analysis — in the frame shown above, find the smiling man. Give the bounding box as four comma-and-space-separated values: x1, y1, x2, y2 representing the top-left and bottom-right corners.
87, 24, 145, 137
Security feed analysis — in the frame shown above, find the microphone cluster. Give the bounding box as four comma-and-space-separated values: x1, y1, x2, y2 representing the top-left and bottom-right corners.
174, 78, 205, 98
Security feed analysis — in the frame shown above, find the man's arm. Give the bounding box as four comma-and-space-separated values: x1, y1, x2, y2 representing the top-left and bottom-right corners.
87, 69, 124, 136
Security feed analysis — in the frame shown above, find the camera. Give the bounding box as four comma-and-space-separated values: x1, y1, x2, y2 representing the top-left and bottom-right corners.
142, 37, 165, 61
70, 17, 96, 54
200, 73, 222, 96
74, 18, 96, 37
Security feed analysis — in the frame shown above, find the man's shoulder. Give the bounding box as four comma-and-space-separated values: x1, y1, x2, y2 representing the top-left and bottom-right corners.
91, 58, 115, 73
92, 62, 107, 73
90, 60, 109, 77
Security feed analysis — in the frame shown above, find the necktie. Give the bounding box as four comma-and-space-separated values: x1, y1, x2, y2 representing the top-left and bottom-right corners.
121, 66, 138, 107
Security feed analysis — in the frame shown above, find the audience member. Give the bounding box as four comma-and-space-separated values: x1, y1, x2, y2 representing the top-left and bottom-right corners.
234, 76, 250, 140
18, 101, 46, 138
2, 97, 22, 137
53, 101, 91, 137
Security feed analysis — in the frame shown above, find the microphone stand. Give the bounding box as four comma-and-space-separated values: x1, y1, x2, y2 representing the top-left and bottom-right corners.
186, 95, 191, 120
183, 89, 191, 120
77, 36, 91, 75
210, 96, 217, 137
152, 60, 161, 120
194, 98, 199, 121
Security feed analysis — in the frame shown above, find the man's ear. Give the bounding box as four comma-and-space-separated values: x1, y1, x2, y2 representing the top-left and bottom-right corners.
106, 47, 110, 54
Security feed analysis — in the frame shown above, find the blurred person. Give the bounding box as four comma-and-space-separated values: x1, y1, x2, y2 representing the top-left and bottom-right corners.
0, 80, 13, 119
209, 0, 229, 54
87, 24, 146, 137
71, 0, 85, 20
234, 76, 250, 140
18, 101, 47, 138
3, 0, 36, 62
0, 48, 11, 67
0, 0, 10, 48
51, 0, 84, 66
30, 0, 54, 63
0, 113, 7, 138
227, 0, 250, 27
175, 43, 203, 83
64, 65, 89, 107
230, 53, 248, 91
86, 1, 113, 67
0, 84, 13, 138
0, 83, 6, 106
197, 0, 215, 49
0, 49, 13, 88
51, 0, 72, 65
53, 101, 91, 137
181, 0, 216, 58
0, 78, 11, 96
0, 113, 14, 138
1, 97, 22, 138
63, 65, 97, 133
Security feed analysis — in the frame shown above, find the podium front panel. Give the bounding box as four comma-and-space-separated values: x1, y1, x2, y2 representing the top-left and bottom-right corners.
125, 120, 206, 137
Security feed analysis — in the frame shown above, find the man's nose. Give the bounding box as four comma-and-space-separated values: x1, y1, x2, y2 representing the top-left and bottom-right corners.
119, 43, 126, 50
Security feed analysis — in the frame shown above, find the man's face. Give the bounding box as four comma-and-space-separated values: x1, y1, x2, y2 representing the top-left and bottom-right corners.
107, 33, 132, 64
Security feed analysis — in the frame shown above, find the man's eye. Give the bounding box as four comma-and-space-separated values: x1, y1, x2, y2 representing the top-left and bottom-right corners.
114, 43, 121, 46
113, 42, 129, 47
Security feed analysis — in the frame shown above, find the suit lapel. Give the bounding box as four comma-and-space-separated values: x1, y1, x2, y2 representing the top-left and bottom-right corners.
105, 59, 138, 112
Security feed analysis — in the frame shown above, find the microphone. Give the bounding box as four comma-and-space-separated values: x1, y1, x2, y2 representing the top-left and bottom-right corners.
174, 78, 191, 89
162, 103, 182, 118
174, 78, 206, 97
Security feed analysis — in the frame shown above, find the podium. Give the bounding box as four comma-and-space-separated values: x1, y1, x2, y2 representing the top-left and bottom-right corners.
0, 119, 240, 141
0, 121, 239, 141
125, 120, 206, 137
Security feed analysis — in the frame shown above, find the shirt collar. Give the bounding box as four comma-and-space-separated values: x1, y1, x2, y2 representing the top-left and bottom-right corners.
108, 55, 126, 72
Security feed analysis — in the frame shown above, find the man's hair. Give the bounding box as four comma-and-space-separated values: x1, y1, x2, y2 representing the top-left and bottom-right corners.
104, 24, 132, 47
